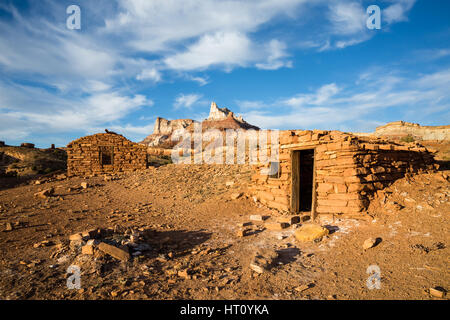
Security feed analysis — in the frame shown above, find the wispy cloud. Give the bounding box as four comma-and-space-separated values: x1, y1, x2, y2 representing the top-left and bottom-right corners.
0, 0, 422, 146
136, 68, 162, 83
384, 0, 416, 24
173, 93, 204, 110
239, 68, 450, 132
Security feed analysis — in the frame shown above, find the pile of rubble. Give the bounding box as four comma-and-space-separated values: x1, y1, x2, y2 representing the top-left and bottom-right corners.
367, 171, 449, 215
66, 227, 151, 262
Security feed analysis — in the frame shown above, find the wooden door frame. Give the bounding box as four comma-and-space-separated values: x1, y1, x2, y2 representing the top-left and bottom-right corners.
290, 148, 317, 220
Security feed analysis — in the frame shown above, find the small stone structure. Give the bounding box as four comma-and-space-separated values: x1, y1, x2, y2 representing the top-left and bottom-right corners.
249, 130, 436, 218
67, 132, 147, 176
20, 143, 35, 148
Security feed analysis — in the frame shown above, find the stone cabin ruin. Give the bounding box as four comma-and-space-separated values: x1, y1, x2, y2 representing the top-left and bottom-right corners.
67, 132, 147, 176
249, 129, 436, 219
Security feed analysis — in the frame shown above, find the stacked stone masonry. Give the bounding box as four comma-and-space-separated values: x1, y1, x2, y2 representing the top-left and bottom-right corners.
67, 133, 147, 176
249, 130, 436, 217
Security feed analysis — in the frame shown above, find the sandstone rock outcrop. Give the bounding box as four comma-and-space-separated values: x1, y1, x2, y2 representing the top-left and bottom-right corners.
356, 121, 450, 141
207, 102, 231, 121
141, 102, 259, 147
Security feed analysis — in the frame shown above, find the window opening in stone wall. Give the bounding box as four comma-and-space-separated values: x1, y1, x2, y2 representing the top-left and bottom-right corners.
268, 161, 280, 179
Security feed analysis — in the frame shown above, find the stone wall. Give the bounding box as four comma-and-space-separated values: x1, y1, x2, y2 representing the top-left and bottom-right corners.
67, 133, 147, 176
249, 130, 436, 217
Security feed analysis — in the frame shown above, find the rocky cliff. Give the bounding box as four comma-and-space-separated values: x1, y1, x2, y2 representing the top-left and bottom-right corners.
153, 117, 196, 135
356, 121, 450, 141
141, 102, 259, 147
141, 117, 196, 147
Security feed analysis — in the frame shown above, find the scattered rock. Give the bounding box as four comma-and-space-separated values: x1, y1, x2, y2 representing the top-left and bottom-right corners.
237, 222, 252, 227
301, 215, 311, 222
33, 240, 54, 248
178, 269, 192, 280
249, 263, 265, 274
429, 287, 446, 298
231, 192, 243, 200
5, 222, 13, 231
250, 214, 267, 222
277, 216, 300, 225
264, 222, 289, 231
294, 224, 329, 242
363, 237, 378, 250
294, 284, 312, 292
236, 228, 251, 237
98, 242, 130, 262
69, 233, 83, 241
81, 240, 96, 255
34, 187, 54, 199
249, 248, 278, 274
81, 182, 89, 189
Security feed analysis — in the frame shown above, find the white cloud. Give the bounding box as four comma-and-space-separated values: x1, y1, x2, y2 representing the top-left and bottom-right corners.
105, 0, 307, 52
136, 68, 162, 82
316, 0, 417, 51
328, 1, 366, 35
165, 32, 291, 71
284, 83, 340, 107
0, 0, 422, 145
0, 79, 153, 143
173, 93, 203, 110
85, 80, 112, 92
187, 75, 209, 86
383, 0, 416, 24
255, 40, 292, 70
239, 68, 450, 132
165, 32, 253, 71
335, 35, 371, 49
89, 123, 155, 142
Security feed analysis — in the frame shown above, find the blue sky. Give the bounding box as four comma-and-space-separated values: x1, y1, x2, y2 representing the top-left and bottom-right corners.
0, 0, 449, 147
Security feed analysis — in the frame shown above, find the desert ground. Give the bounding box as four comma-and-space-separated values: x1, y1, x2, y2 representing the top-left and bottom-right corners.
0, 161, 448, 300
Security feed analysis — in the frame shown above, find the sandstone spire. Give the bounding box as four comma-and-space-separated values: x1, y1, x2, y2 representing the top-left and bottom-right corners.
208, 101, 231, 121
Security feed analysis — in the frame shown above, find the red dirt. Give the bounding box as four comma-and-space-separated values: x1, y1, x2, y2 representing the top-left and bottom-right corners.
0, 164, 448, 300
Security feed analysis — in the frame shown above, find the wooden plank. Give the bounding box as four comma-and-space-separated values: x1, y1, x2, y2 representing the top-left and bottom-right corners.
281, 142, 320, 149
291, 150, 300, 213
311, 148, 317, 221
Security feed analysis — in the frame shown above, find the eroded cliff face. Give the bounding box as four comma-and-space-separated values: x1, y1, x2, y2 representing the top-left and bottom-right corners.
153, 117, 196, 135
140, 102, 259, 147
207, 102, 231, 121
356, 121, 450, 141
374, 121, 450, 140
141, 118, 196, 147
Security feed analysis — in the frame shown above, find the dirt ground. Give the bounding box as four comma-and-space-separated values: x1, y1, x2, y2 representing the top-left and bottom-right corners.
0, 163, 448, 300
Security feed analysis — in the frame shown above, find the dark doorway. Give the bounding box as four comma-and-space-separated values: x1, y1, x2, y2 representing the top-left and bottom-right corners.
291, 149, 315, 213
99, 146, 114, 166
